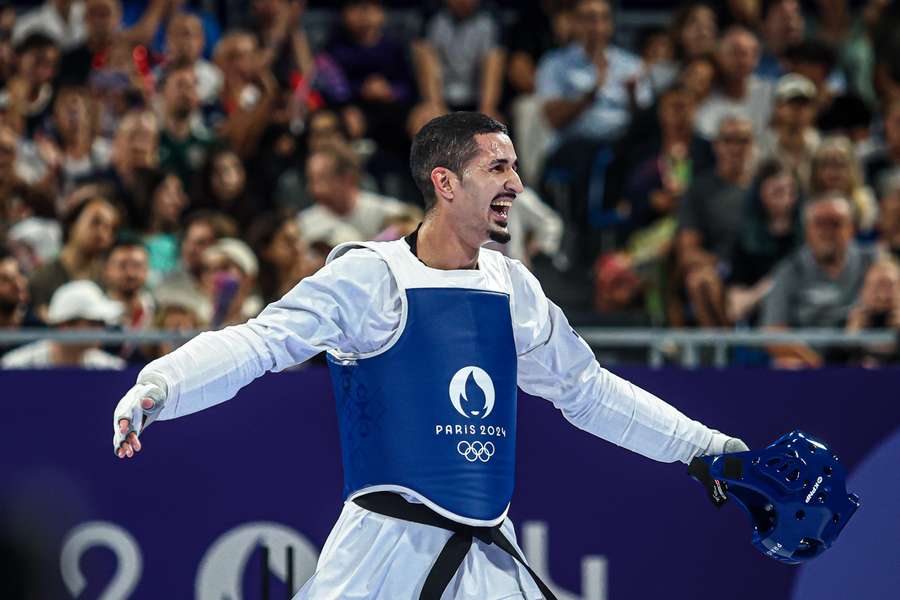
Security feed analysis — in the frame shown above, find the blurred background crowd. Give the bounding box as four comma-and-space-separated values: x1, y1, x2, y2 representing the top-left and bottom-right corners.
1, 0, 899, 369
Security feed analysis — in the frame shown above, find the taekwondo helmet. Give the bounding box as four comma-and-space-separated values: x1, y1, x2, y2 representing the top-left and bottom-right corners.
692, 430, 860, 564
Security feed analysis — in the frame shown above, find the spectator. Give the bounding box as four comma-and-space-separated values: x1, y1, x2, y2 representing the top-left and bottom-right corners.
420, 0, 504, 118
201, 237, 262, 327
877, 173, 900, 261
247, 211, 317, 305
762, 194, 877, 368
676, 113, 756, 327
299, 143, 419, 246
12, 0, 86, 52
727, 160, 804, 323
147, 299, 202, 359
141, 170, 187, 282
6, 32, 61, 137
505, 0, 574, 97
37, 85, 111, 195
103, 108, 160, 224
103, 236, 152, 332
1, 279, 125, 369
592, 251, 651, 326
615, 84, 714, 236
694, 26, 774, 140
161, 12, 221, 105
0, 124, 55, 240
57, 0, 169, 86
209, 31, 279, 158
192, 147, 264, 230
157, 61, 215, 189
758, 73, 820, 188
323, 0, 422, 158
844, 257, 900, 366
755, 0, 805, 81
809, 135, 878, 236
155, 210, 236, 325
536, 0, 649, 144
646, 2, 718, 95
864, 99, 900, 192
27, 193, 118, 317
0, 247, 27, 331
241, 0, 313, 87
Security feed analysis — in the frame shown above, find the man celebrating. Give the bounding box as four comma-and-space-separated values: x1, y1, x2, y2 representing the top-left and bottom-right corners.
114, 112, 746, 599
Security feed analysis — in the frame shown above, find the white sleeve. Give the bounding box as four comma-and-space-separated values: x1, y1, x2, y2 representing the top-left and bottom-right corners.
140, 249, 399, 420
508, 260, 715, 464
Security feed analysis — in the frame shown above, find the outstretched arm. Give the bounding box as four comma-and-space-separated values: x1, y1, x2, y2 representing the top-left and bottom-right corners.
509, 261, 744, 464
114, 249, 398, 456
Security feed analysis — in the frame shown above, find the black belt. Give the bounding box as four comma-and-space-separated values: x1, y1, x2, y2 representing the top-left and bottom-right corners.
353, 492, 558, 600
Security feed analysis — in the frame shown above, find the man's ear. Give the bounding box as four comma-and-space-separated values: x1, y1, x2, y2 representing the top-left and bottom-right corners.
430, 167, 455, 201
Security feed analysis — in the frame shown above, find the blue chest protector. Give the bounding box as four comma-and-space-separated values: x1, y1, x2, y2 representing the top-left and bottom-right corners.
326, 241, 518, 525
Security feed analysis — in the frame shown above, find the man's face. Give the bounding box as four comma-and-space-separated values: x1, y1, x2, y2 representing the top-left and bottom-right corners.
446, 0, 479, 19
446, 132, 523, 245
718, 30, 760, 81
805, 200, 854, 265
879, 191, 900, 241
658, 90, 694, 135
574, 0, 613, 49
308, 111, 345, 152
713, 119, 754, 180
163, 68, 198, 120
764, 0, 804, 51
70, 200, 117, 256
182, 221, 216, 274
119, 113, 158, 168
18, 45, 60, 87
774, 97, 815, 132
861, 264, 900, 313
0, 257, 26, 314
105, 245, 148, 297
211, 151, 245, 202
166, 15, 204, 63
306, 153, 355, 214
85, 0, 119, 44
342, 2, 385, 45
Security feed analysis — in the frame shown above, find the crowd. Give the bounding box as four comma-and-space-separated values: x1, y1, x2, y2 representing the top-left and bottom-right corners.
0, 0, 899, 369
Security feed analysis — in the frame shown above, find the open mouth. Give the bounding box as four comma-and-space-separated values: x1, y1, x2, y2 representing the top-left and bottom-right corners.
490, 195, 514, 223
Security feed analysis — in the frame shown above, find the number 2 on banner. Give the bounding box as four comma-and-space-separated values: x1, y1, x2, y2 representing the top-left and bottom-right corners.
60, 521, 143, 599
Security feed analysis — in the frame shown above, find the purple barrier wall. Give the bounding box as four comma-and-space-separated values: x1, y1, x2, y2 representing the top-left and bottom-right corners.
1, 367, 898, 600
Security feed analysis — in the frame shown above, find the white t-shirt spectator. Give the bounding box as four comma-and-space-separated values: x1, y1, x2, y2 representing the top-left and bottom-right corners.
1, 341, 126, 370
694, 76, 775, 141
426, 9, 500, 108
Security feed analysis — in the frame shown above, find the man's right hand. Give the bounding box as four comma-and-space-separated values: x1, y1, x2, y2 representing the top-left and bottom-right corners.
113, 382, 166, 458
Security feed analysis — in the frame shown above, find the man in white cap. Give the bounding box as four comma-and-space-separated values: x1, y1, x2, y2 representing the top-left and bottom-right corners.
1, 280, 125, 369
759, 73, 820, 186
201, 237, 262, 327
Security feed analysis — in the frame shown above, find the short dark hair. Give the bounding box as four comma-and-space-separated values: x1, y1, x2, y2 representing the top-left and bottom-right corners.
409, 112, 507, 210
13, 31, 58, 55
783, 40, 837, 71
107, 233, 147, 257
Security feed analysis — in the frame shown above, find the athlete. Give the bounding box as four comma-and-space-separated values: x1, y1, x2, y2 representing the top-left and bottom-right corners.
113, 112, 748, 599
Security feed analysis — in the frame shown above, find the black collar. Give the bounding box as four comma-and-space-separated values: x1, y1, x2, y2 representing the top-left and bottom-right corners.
403, 223, 479, 270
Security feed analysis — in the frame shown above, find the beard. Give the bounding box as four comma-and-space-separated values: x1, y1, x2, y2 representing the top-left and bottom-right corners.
0, 297, 19, 316
488, 227, 511, 244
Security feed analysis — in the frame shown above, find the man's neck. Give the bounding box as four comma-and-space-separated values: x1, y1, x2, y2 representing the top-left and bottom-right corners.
329, 191, 359, 217
0, 309, 20, 328
109, 290, 141, 316
817, 251, 849, 279
723, 77, 749, 99
415, 215, 480, 270
717, 167, 750, 187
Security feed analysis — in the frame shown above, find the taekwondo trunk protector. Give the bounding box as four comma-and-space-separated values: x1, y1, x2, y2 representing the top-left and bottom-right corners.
326, 240, 519, 525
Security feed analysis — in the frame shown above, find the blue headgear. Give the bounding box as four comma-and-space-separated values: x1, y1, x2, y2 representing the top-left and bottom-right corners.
689, 430, 860, 564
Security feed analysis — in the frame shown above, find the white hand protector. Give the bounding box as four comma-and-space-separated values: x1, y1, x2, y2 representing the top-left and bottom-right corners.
112, 382, 167, 454
702, 430, 750, 457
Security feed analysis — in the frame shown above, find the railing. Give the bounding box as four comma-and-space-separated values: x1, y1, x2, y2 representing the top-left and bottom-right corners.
1, 328, 895, 368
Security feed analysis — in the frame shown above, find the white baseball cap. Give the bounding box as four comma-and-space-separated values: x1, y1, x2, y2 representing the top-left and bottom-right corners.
47, 280, 123, 325
204, 238, 259, 277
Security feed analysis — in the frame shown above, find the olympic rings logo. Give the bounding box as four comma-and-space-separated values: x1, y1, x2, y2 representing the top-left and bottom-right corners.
457, 440, 496, 463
